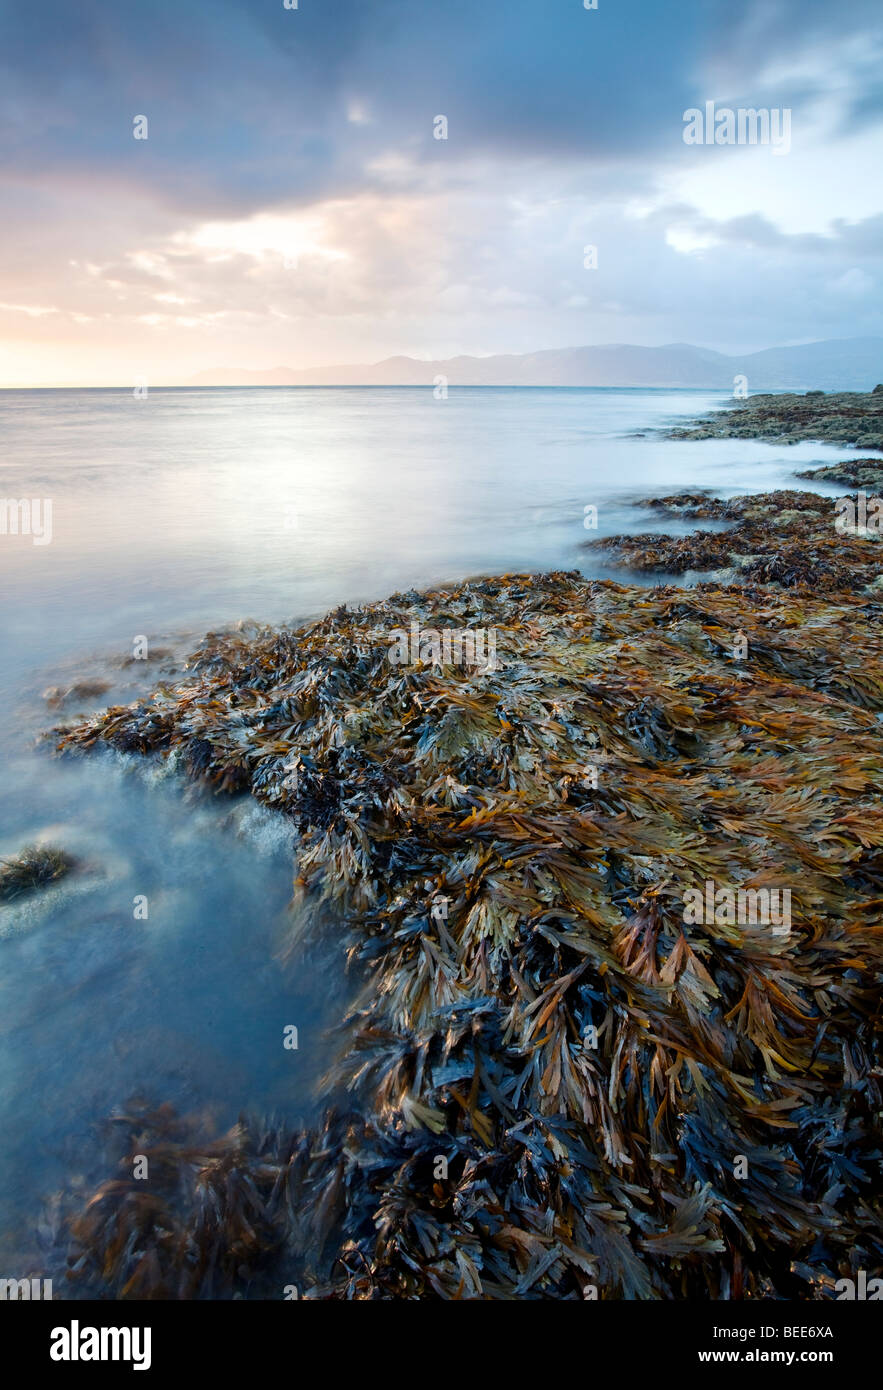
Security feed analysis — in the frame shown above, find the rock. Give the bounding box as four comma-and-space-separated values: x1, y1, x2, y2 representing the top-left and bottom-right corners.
586, 488, 883, 592
666, 389, 883, 451
43, 680, 111, 710
52, 565, 883, 1303
796, 459, 883, 488
0, 846, 76, 902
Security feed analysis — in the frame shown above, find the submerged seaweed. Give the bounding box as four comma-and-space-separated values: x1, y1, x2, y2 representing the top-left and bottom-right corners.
0, 845, 75, 902
60, 1104, 295, 1299
52, 561, 883, 1299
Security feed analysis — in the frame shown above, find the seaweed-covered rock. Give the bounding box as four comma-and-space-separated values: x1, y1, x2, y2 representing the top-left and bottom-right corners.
588, 489, 883, 591
0, 845, 75, 902
796, 459, 883, 489
53, 567, 883, 1299
667, 390, 883, 451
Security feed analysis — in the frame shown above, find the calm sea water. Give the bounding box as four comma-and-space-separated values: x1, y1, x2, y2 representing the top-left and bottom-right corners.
0, 385, 869, 1268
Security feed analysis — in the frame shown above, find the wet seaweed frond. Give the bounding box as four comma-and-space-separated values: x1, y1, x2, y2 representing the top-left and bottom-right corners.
0, 845, 75, 902
55, 565, 883, 1298
61, 1104, 297, 1299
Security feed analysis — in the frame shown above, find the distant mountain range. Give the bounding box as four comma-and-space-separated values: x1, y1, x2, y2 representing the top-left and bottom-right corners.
189, 337, 883, 391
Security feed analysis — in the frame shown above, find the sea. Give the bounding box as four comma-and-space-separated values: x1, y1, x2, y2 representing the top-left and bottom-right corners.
0, 384, 871, 1268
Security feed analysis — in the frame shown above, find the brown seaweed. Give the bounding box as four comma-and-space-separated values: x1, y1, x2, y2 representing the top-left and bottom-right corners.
0, 845, 75, 902
51, 562, 883, 1299
587, 489, 883, 591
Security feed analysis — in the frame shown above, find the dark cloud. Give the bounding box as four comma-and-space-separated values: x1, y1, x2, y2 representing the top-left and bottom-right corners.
0, 0, 881, 379
1, 0, 880, 211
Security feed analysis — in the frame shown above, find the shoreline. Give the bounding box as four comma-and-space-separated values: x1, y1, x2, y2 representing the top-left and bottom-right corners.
584, 484, 883, 592
666, 387, 883, 452
45, 495, 883, 1297
10, 388, 880, 1300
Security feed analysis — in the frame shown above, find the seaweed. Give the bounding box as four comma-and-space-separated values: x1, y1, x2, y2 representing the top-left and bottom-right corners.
666, 390, 883, 451
796, 460, 883, 489
52, 560, 883, 1299
588, 489, 883, 591
0, 845, 75, 902
58, 1104, 297, 1299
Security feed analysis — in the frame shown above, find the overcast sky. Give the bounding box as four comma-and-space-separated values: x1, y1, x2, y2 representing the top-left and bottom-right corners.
1, 0, 882, 384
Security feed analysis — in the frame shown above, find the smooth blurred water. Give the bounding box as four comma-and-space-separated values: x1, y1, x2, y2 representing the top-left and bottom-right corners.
0, 384, 872, 1266
1, 385, 866, 675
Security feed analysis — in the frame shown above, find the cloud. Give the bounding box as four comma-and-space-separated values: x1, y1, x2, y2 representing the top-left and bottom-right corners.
3, 0, 879, 202
0, 0, 881, 382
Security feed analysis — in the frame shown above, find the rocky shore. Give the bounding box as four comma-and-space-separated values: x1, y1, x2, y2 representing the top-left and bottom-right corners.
797, 458, 883, 488
587, 487, 883, 591
667, 387, 883, 451
48, 541, 883, 1299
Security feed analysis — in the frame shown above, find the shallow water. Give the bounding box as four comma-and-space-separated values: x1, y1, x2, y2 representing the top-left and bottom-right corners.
0, 384, 874, 1266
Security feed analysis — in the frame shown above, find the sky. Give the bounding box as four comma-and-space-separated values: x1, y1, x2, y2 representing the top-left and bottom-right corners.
1, 0, 882, 385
